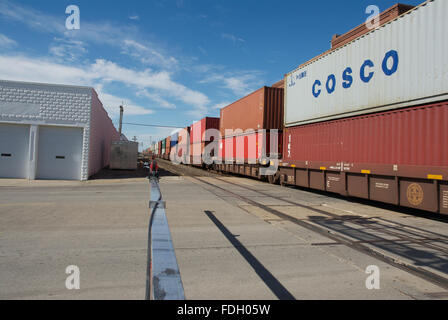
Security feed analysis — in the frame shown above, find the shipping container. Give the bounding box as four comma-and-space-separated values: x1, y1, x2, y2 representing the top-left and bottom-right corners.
190, 117, 220, 144
174, 127, 190, 162
176, 0, 448, 214
168, 132, 179, 160
280, 100, 448, 213
271, 79, 284, 89
171, 132, 179, 148
189, 118, 220, 165
285, 0, 448, 127
331, 4, 414, 50
190, 142, 206, 165
218, 131, 282, 164
220, 86, 284, 137
164, 136, 171, 159
161, 139, 166, 156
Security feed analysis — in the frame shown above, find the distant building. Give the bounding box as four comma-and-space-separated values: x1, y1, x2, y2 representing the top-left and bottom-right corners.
0, 80, 120, 180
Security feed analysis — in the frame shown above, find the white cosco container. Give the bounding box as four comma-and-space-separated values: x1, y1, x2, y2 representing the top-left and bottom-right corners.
285, 0, 448, 127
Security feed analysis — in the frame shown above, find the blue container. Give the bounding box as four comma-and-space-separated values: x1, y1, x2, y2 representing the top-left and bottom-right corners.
170, 132, 179, 148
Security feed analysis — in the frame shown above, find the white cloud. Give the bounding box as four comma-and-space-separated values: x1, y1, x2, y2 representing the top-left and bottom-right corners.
185, 104, 208, 118
200, 71, 264, 96
0, 55, 94, 84
0, 0, 65, 34
0, 54, 209, 116
0, 55, 153, 118
0, 0, 224, 119
0, 33, 17, 48
49, 38, 88, 62
121, 39, 178, 69
3, 1, 183, 74
89, 59, 210, 109
0, 0, 139, 46
211, 101, 231, 110
96, 90, 154, 117
137, 90, 176, 109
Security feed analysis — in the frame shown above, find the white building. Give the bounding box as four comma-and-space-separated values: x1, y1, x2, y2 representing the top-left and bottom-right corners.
0, 80, 120, 181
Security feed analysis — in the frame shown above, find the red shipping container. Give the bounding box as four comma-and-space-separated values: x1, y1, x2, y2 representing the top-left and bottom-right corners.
190, 142, 205, 165
220, 86, 283, 137
190, 117, 220, 144
219, 131, 282, 164
218, 136, 235, 162
283, 101, 448, 170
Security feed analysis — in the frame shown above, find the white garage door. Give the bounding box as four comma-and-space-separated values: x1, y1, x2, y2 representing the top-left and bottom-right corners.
0, 123, 30, 179
37, 126, 83, 180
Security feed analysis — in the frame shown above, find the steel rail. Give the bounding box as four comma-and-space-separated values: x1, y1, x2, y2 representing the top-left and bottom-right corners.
213, 177, 448, 254
190, 176, 448, 291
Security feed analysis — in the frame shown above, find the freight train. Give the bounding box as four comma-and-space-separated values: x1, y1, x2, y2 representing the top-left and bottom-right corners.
149, 0, 448, 215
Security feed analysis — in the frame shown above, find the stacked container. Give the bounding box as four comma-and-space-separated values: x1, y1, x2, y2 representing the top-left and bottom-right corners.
219, 86, 284, 164
161, 139, 166, 158
157, 141, 162, 158
190, 117, 220, 165
168, 132, 179, 160
281, 0, 448, 213
174, 126, 190, 162
164, 136, 171, 160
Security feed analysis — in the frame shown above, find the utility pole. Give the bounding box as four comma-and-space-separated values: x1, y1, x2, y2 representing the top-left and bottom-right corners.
119, 105, 124, 137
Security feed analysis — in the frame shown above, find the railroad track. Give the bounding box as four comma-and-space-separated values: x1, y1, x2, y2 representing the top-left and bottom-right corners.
215, 177, 448, 254
187, 175, 448, 292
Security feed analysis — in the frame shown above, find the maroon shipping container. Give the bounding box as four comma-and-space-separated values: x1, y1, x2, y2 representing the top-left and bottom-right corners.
220, 86, 283, 137
281, 101, 448, 213
190, 117, 220, 144
283, 102, 447, 168
331, 4, 414, 50
271, 79, 284, 89
189, 118, 219, 165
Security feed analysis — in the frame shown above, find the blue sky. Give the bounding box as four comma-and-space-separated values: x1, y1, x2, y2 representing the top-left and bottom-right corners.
0, 0, 424, 150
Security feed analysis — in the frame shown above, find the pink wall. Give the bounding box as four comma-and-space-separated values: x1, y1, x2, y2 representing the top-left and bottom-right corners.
89, 90, 120, 177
